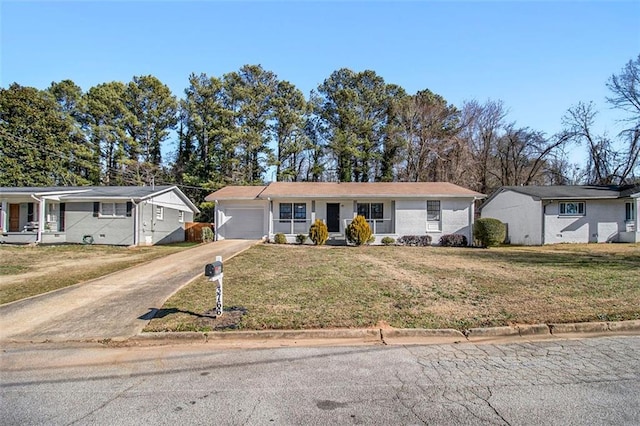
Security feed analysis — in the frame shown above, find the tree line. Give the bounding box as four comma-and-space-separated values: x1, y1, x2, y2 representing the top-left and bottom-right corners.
1, 56, 638, 216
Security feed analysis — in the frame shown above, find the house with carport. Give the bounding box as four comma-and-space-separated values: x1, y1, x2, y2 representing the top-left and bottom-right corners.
206, 182, 485, 244
0, 185, 199, 246
480, 185, 639, 245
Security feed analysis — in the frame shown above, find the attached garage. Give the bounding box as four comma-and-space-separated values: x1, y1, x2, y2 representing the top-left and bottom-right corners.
207, 186, 269, 241
220, 206, 265, 239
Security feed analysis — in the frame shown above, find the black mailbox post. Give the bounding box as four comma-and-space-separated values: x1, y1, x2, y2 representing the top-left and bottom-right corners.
205, 261, 223, 277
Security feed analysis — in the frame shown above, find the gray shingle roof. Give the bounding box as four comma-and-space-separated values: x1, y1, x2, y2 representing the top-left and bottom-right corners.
0, 185, 199, 212
497, 185, 639, 200
0, 185, 174, 199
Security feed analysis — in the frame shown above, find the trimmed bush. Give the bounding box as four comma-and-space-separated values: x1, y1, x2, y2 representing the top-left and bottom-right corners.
201, 226, 214, 243
397, 235, 432, 247
439, 234, 468, 247
346, 215, 372, 246
308, 219, 329, 245
381, 236, 395, 246
274, 233, 287, 244
474, 218, 506, 247
296, 234, 307, 244
367, 235, 376, 245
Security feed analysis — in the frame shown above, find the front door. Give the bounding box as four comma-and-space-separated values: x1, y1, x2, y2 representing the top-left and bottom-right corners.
326, 203, 340, 233
9, 204, 20, 232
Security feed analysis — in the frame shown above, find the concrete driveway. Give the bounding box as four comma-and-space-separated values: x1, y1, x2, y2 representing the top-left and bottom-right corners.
0, 239, 258, 342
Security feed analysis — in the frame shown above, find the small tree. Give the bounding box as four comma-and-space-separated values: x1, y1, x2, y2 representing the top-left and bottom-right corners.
308, 219, 329, 245
346, 215, 372, 246
201, 226, 214, 243
474, 218, 506, 247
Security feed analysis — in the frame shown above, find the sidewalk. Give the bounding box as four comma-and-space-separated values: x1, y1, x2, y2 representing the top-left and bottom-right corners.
0, 239, 258, 342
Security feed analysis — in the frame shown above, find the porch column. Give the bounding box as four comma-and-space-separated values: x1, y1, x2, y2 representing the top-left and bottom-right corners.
37, 197, 46, 243
268, 200, 273, 237
1, 199, 7, 231
391, 200, 395, 234
469, 201, 475, 243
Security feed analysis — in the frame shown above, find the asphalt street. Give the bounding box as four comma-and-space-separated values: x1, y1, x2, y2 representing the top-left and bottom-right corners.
2, 335, 639, 425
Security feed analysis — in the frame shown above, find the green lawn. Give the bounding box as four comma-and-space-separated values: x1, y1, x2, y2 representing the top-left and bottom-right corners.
144, 243, 640, 332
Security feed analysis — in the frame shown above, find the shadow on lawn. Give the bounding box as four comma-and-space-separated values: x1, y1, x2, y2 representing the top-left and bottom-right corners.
138, 308, 212, 320
139, 306, 249, 331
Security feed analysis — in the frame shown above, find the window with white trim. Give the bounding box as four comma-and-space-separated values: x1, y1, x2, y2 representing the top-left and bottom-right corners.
357, 203, 383, 219
559, 201, 585, 216
178, 210, 185, 223
427, 200, 441, 231
626, 202, 636, 222
279, 203, 306, 222
46, 203, 58, 222
156, 206, 164, 220
427, 201, 441, 221
100, 202, 127, 218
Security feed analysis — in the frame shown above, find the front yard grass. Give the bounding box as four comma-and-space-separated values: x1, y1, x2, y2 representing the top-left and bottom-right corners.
0, 243, 196, 304
145, 243, 640, 332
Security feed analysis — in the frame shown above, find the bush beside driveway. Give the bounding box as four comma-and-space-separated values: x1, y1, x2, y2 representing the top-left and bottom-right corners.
145, 243, 640, 332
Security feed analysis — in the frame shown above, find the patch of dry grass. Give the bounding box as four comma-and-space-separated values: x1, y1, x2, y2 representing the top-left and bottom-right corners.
145, 243, 640, 332
0, 243, 195, 304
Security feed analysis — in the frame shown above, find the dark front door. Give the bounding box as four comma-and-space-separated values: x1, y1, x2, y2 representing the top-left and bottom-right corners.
9, 204, 20, 232
326, 203, 340, 233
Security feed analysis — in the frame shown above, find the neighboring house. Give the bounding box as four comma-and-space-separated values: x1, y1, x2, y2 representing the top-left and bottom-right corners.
0, 186, 199, 246
480, 185, 640, 245
206, 182, 485, 244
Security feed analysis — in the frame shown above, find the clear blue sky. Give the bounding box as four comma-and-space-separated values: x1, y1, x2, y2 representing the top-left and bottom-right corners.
2, 1, 639, 162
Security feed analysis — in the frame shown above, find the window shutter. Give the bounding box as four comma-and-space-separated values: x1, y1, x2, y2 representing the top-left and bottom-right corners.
59, 203, 66, 231
93, 202, 100, 217
126, 202, 133, 217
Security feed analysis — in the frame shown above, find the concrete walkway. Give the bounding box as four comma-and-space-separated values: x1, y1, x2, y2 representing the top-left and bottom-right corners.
0, 239, 258, 342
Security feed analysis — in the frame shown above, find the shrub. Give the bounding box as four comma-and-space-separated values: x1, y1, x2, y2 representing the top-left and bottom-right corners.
201, 226, 214, 243
439, 234, 468, 247
367, 235, 376, 245
308, 219, 329, 245
381, 236, 395, 246
474, 218, 506, 247
273, 233, 287, 244
397, 235, 432, 247
296, 234, 307, 244
346, 215, 372, 246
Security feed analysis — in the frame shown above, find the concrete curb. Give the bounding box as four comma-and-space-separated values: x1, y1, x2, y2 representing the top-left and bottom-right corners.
125, 320, 640, 347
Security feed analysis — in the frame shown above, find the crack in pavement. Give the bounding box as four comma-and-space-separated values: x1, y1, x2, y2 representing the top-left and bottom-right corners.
66, 378, 145, 425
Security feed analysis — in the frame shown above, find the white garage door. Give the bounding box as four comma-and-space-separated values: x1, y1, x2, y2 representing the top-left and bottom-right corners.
223, 208, 264, 239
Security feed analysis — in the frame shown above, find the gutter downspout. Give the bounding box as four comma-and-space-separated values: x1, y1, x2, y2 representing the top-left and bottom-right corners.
541, 200, 553, 245
30, 194, 43, 244
214, 200, 219, 241
131, 199, 138, 246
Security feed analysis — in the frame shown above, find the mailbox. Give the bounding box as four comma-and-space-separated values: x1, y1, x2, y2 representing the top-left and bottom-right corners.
205, 261, 223, 277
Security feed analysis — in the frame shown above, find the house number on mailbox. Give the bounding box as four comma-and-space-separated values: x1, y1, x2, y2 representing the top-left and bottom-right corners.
204, 256, 224, 316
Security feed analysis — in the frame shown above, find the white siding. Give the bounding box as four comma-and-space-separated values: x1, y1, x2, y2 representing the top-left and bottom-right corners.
395, 200, 427, 236
149, 190, 194, 212
544, 199, 629, 244
441, 199, 472, 239
395, 199, 472, 244
481, 190, 542, 245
